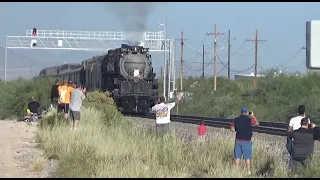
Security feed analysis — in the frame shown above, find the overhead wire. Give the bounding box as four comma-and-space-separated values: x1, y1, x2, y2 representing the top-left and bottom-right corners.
275, 48, 304, 67
183, 35, 227, 72
236, 42, 266, 57
231, 31, 256, 56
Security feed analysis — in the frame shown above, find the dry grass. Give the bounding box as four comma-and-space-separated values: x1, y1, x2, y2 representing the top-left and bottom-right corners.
32, 158, 46, 172
36, 106, 320, 178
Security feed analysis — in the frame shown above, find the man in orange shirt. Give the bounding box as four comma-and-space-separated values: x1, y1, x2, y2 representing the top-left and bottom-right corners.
58, 80, 74, 118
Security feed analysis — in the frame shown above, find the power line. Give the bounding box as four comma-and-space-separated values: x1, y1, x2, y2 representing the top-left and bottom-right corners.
231, 31, 256, 56
230, 64, 255, 73
275, 47, 304, 67
183, 61, 225, 72
245, 29, 267, 88
236, 42, 266, 57
217, 54, 253, 74
282, 62, 305, 70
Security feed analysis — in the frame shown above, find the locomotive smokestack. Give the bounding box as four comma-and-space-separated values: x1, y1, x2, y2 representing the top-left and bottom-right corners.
106, 2, 154, 46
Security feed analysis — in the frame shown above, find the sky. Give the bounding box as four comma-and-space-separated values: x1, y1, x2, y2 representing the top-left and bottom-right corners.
0, 2, 319, 80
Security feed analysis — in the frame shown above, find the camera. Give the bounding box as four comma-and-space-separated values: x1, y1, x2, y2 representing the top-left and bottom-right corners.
249, 111, 253, 115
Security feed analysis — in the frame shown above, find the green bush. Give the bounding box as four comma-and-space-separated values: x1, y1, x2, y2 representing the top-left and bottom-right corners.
83, 91, 124, 126
173, 71, 320, 122
0, 76, 55, 119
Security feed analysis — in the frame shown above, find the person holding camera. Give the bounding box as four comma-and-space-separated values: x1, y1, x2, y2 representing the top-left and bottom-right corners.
69, 83, 86, 130
230, 106, 259, 175
286, 105, 310, 170
291, 118, 320, 170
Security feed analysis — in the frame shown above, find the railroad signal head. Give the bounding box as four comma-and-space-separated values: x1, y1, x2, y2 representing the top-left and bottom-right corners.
32, 28, 37, 35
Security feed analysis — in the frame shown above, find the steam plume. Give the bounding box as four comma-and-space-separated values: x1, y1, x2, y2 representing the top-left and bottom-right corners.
106, 2, 154, 46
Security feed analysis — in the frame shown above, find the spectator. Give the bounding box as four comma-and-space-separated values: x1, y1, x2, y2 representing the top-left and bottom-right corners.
50, 79, 60, 106
68, 80, 76, 88
291, 118, 320, 170
27, 96, 40, 115
151, 96, 179, 136
230, 106, 259, 175
286, 105, 310, 170
197, 119, 206, 143
58, 80, 74, 119
69, 83, 86, 130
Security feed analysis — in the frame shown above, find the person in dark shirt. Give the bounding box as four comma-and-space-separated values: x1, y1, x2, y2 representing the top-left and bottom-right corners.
291, 118, 320, 170
50, 79, 60, 105
28, 96, 40, 114
230, 106, 259, 175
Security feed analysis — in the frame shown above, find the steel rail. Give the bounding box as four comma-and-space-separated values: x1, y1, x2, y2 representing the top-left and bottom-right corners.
128, 113, 287, 137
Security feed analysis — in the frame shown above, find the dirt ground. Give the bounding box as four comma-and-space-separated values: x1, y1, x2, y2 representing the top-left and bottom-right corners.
0, 120, 55, 178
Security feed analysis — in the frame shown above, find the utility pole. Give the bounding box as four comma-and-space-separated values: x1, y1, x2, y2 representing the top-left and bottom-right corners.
180, 31, 184, 91
173, 34, 187, 93
207, 24, 224, 91
227, 30, 231, 79
163, 2, 168, 99
246, 29, 267, 88
202, 44, 205, 79
223, 31, 236, 79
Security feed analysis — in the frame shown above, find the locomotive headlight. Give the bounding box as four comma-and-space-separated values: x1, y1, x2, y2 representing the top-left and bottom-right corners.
133, 69, 140, 77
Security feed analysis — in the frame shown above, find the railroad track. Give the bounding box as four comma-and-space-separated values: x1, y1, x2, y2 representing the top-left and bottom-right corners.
128, 113, 287, 136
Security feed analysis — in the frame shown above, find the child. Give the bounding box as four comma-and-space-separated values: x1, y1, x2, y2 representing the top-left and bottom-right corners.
197, 119, 207, 143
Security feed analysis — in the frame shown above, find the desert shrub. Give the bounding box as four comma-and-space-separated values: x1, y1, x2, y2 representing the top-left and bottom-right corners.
83, 91, 124, 126
174, 71, 320, 122
0, 76, 55, 119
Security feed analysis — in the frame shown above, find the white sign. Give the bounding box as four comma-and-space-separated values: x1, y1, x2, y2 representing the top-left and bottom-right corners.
306, 20, 320, 69
58, 39, 63, 47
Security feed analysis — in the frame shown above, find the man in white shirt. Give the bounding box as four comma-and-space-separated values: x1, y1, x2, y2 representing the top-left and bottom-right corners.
151, 96, 179, 136
286, 105, 310, 170
287, 105, 310, 133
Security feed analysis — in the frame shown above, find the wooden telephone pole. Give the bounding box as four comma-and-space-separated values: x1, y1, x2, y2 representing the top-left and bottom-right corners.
223, 30, 236, 79
180, 31, 184, 91
179, 31, 188, 91
202, 44, 205, 79
207, 24, 224, 91
246, 29, 267, 88
227, 30, 231, 79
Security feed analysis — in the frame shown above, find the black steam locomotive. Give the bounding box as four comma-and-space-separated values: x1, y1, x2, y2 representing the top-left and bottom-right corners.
39, 44, 159, 114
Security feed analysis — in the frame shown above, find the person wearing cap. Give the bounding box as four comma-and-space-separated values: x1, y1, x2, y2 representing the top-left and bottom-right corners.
69, 83, 86, 130
291, 117, 320, 170
230, 106, 259, 175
